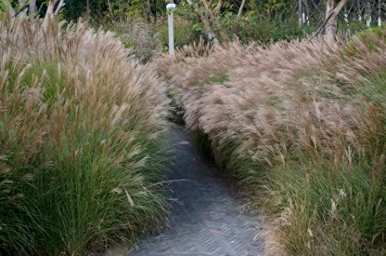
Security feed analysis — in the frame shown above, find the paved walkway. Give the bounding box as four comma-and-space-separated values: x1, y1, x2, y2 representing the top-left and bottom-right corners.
128, 126, 265, 256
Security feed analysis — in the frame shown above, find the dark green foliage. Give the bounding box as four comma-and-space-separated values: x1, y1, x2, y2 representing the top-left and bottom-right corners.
157, 16, 203, 51
62, 0, 166, 22
220, 13, 309, 44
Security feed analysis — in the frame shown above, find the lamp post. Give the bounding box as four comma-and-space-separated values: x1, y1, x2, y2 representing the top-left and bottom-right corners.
166, 2, 176, 56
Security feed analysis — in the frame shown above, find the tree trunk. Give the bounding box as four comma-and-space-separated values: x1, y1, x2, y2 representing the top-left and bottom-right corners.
357, 0, 362, 21
325, 0, 337, 42
145, 0, 152, 22
298, 0, 303, 27
365, 1, 372, 27
325, 0, 348, 43
153, 0, 157, 22
29, 0, 37, 14
86, 0, 91, 18
303, 0, 310, 25
378, 0, 382, 27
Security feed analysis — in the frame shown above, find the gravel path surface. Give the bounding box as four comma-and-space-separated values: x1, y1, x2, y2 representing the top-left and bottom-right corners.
128, 126, 265, 256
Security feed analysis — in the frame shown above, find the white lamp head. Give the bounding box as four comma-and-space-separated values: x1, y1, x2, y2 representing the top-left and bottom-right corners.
166, 3, 176, 10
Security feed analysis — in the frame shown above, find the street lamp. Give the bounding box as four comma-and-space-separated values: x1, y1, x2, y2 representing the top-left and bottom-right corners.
166, 2, 176, 56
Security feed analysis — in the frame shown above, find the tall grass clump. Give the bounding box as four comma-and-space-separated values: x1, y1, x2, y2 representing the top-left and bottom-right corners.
158, 28, 386, 255
0, 15, 170, 256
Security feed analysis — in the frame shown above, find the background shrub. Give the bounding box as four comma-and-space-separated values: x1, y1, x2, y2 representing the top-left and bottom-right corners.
220, 13, 309, 44
157, 16, 203, 51
104, 18, 162, 63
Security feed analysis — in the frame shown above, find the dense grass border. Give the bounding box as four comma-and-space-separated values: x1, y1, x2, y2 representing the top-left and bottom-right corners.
163, 27, 386, 255
0, 16, 171, 256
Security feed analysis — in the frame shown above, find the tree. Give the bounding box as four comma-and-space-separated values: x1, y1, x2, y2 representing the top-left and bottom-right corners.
324, 0, 348, 42
186, 0, 228, 42
29, 0, 37, 13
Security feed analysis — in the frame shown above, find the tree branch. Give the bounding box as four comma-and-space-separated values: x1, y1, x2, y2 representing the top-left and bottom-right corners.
237, 0, 246, 17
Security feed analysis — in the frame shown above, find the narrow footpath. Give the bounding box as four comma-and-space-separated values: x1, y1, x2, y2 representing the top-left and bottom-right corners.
128, 126, 265, 256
